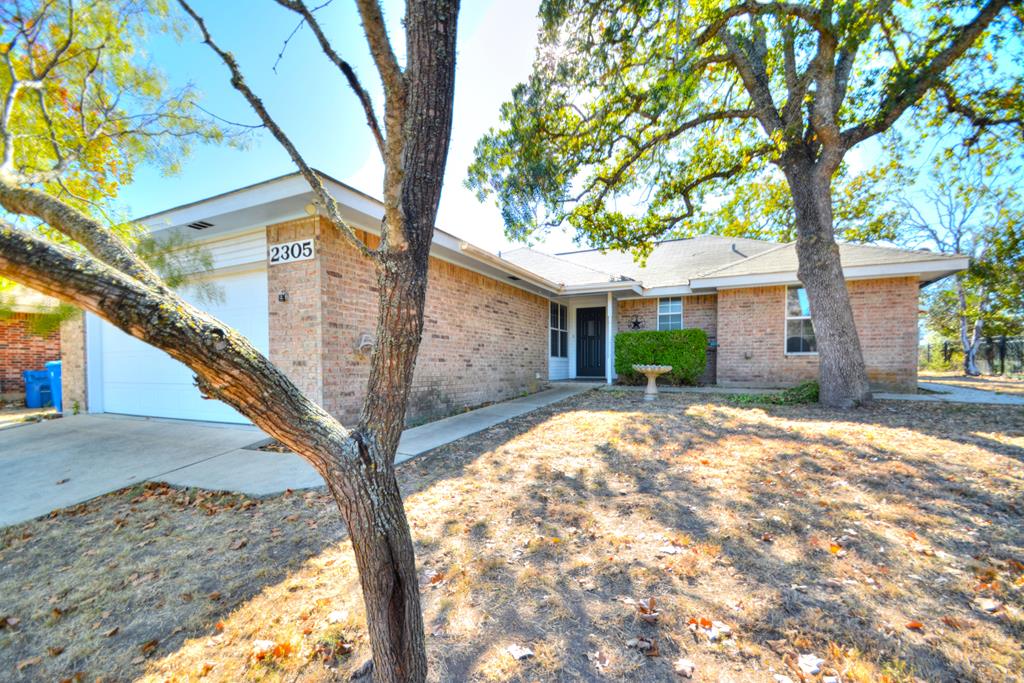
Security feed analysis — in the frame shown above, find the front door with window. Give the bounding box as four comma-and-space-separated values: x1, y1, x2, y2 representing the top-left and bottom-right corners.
576, 307, 606, 377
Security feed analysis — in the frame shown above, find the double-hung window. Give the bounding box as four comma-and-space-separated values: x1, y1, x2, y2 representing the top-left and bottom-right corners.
785, 286, 817, 354
657, 297, 682, 330
549, 302, 568, 358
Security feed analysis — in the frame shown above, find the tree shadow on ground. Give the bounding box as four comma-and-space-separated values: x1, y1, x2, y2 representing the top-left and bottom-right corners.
1, 390, 1021, 682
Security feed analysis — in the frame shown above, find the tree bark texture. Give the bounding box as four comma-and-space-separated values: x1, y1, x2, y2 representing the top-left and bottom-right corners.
783, 157, 873, 408
0, 1, 460, 680
957, 279, 983, 376
335, 1, 460, 680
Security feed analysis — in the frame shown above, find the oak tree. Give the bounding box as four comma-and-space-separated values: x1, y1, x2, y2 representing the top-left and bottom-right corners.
905, 159, 1024, 374
469, 0, 1024, 408
0, 0, 460, 680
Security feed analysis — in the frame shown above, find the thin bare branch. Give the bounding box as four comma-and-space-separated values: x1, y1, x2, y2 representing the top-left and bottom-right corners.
273, 0, 386, 157
177, 0, 378, 262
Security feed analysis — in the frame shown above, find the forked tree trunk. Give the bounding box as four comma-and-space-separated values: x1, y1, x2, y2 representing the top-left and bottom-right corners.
0, 0, 459, 679
783, 158, 873, 408
318, 2, 459, 680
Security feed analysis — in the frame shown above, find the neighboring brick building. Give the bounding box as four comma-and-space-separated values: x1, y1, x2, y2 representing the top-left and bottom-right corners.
57, 171, 967, 424
1, 287, 61, 401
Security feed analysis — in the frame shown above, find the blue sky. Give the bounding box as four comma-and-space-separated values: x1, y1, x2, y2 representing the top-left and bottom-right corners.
121, 0, 560, 253
120, 1, 1014, 257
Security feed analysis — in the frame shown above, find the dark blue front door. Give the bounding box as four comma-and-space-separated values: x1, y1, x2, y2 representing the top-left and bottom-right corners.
576, 307, 605, 377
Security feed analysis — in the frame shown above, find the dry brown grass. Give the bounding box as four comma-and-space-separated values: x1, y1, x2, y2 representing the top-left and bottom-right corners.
920, 371, 1024, 396
1, 391, 1022, 682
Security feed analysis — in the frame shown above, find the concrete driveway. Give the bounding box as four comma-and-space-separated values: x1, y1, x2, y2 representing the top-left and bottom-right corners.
0, 414, 320, 527
0, 383, 599, 527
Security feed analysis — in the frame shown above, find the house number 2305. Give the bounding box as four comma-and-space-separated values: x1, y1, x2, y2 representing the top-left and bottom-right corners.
269, 239, 315, 265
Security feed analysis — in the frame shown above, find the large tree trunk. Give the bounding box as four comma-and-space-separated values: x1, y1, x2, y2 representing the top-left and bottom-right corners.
783, 158, 873, 408
323, 2, 459, 680
0, 1, 459, 680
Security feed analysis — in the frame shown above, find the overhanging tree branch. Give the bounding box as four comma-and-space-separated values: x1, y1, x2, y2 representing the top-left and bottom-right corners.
0, 222, 356, 471
695, 1, 835, 48
177, 0, 379, 262
0, 180, 165, 287
935, 80, 1024, 145
841, 0, 1011, 147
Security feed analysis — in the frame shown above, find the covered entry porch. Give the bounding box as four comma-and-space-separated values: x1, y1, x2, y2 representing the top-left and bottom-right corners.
547, 290, 631, 384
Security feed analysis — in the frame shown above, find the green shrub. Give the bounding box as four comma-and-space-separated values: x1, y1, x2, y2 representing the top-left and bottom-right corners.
729, 381, 820, 405
614, 329, 708, 385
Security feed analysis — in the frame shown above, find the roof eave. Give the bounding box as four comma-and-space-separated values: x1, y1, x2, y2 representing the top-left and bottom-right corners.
690, 257, 970, 290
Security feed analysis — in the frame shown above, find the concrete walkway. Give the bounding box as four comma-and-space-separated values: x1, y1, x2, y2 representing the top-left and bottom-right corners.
0, 382, 599, 526
877, 381, 1024, 406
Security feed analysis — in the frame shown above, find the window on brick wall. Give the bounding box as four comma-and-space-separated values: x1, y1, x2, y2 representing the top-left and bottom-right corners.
785, 286, 817, 354
550, 302, 568, 358
657, 297, 682, 330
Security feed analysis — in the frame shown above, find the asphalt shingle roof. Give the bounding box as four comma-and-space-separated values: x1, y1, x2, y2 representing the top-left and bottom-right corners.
501, 235, 780, 288
499, 236, 962, 290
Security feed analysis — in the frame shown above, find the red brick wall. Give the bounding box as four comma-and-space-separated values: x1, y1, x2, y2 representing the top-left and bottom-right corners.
716, 278, 919, 391
268, 217, 548, 426
0, 314, 60, 398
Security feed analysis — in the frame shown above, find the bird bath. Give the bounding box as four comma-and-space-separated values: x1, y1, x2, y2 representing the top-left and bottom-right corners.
633, 364, 672, 401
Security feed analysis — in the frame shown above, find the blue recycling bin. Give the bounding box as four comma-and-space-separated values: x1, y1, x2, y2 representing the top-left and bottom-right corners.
23, 370, 51, 409
46, 360, 63, 413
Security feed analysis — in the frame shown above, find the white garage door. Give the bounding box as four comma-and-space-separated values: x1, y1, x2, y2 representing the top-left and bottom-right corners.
98, 268, 269, 423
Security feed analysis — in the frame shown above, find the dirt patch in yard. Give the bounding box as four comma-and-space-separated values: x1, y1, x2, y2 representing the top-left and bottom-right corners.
1, 392, 1022, 682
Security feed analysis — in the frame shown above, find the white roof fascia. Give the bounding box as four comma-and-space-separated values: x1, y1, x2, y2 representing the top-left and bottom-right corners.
691, 257, 971, 290
634, 284, 695, 297
560, 281, 643, 296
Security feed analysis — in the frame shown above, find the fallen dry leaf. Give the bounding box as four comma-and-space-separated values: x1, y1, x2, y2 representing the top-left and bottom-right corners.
103, 626, 119, 637
906, 620, 924, 631
140, 639, 159, 655
940, 615, 966, 630
16, 656, 42, 670
635, 597, 661, 623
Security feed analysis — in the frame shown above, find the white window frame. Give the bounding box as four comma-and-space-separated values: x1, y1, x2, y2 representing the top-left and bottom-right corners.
784, 285, 818, 356
657, 297, 683, 331
549, 302, 568, 358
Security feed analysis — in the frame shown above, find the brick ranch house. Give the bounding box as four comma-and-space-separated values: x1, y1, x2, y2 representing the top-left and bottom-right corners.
1, 285, 61, 401
57, 171, 966, 425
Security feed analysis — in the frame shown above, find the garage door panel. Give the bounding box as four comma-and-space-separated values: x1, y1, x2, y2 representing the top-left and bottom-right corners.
97, 268, 268, 424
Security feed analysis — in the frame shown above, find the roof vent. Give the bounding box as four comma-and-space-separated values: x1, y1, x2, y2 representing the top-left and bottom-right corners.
187, 220, 214, 230
508, 275, 521, 281
730, 242, 746, 257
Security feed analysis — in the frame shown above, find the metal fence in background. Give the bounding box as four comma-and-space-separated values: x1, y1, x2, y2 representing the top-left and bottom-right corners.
920, 337, 1024, 376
